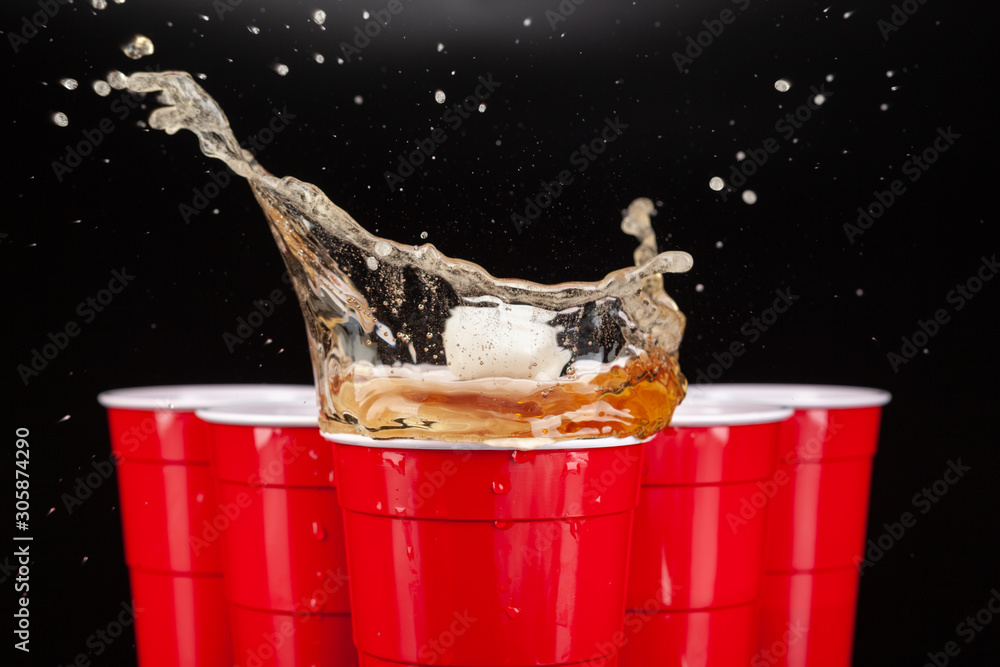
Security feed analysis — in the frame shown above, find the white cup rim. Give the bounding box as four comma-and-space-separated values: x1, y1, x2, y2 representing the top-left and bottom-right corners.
668, 398, 793, 427
97, 384, 316, 411
196, 400, 319, 427
687, 383, 892, 409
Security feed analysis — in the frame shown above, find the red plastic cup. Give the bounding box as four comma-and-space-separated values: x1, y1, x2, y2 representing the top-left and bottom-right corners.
196, 401, 357, 667
620, 400, 792, 667
97, 385, 316, 667
329, 433, 646, 667
688, 384, 891, 667
754, 568, 859, 667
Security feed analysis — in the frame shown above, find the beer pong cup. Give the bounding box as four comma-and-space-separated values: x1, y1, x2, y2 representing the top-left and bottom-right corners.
620, 400, 792, 667
329, 433, 645, 667
97, 384, 315, 667
688, 384, 891, 667
755, 567, 859, 667
196, 401, 357, 667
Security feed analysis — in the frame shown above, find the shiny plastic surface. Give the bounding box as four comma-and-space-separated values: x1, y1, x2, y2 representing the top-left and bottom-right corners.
108, 407, 230, 667
618, 604, 758, 667
129, 567, 232, 667
335, 442, 644, 666
109, 407, 213, 462
207, 422, 355, 666
766, 458, 874, 572
117, 458, 221, 573
229, 606, 357, 667
764, 406, 883, 572
757, 567, 860, 667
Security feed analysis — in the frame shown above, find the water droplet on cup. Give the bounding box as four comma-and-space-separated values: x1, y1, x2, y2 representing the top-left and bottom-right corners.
307, 597, 322, 612
504, 605, 521, 619
511, 451, 534, 464
312, 522, 327, 541
491, 475, 511, 495
493, 519, 514, 530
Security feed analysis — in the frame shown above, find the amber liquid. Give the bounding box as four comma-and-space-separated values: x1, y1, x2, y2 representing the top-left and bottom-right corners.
321, 350, 686, 443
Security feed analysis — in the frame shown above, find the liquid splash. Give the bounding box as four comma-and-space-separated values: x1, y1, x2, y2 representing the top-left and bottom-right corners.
123, 71, 693, 446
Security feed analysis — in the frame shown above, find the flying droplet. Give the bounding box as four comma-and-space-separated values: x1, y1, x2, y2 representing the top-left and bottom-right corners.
523, 18, 532, 27
122, 34, 154, 60
715, 241, 724, 249
880, 103, 889, 111
52, 112, 69, 127
774, 78, 791, 92
420, 231, 428, 239
314, 52, 325, 64
274, 63, 289, 76
91, 0, 107, 9
813, 94, 826, 106
856, 288, 864, 297
59, 78, 78, 90
247, 25, 260, 35
354, 95, 364, 105
708, 176, 724, 191
742, 190, 758, 205
81, 556, 90, 564
92, 80, 111, 96
107, 70, 128, 90
434, 90, 446, 104
312, 9, 326, 25
437, 42, 445, 52
736, 151, 747, 161
695, 284, 705, 293
478, 103, 486, 112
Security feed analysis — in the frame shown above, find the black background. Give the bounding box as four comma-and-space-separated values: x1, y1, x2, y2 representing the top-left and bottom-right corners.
2, 0, 998, 665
